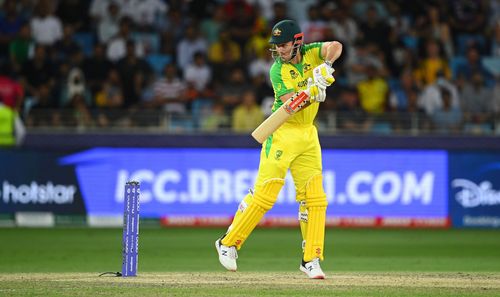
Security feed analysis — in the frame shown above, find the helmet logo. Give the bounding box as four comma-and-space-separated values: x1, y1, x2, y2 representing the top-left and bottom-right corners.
272, 28, 281, 37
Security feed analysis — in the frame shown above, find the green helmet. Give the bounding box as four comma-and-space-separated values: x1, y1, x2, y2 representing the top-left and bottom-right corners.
269, 20, 303, 45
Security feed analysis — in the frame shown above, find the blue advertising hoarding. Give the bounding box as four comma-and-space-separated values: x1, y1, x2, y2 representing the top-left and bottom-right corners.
59, 148, 448, 222
449, 152, 500, 228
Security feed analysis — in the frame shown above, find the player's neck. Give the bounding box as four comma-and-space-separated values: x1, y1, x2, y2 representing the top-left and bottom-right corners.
290, 52, 302, 64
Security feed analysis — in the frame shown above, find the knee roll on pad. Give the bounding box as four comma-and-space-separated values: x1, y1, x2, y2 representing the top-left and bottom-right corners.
221, 179, 284, 249
253, 179, 285, 210
305, 175, 328, 207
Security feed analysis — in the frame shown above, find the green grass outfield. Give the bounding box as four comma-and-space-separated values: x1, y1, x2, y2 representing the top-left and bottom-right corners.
0, 228, 499, 296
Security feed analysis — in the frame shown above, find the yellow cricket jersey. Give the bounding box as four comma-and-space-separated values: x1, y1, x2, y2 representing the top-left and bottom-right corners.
269, 42, 324, 125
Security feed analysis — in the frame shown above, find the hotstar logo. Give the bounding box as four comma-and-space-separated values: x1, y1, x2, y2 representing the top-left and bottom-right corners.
1, 181, 76, 204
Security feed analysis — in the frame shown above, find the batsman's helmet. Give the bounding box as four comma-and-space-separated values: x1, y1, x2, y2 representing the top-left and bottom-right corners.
269, 19, 303, 45
269, 20, 304, 62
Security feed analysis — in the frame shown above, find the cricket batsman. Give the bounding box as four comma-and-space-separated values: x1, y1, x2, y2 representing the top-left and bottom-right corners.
215, 19, 342, 279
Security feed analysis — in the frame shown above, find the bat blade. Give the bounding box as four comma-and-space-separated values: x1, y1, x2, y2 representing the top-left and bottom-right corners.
251, 91, 310, 144
251, 106, 290, 143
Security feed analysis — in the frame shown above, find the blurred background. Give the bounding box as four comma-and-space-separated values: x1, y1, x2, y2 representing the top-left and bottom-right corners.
0, 0, 499, 230
0, 0, 498, 135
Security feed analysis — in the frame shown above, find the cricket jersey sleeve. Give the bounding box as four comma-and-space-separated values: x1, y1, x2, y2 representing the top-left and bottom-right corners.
303, 42, 324, 64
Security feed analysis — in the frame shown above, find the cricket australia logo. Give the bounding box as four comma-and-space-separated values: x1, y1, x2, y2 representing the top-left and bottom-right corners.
275, 150, 283, 160
290, 69, 298, 79
273, 28, 281, 36
304, 63, 312, 72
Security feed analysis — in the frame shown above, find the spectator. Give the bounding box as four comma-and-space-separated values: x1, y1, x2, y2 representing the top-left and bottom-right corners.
250, 73, 273, 106
0, 102, 25, 146
97, 1, 121, 44
151, 63, 187, 115
83, 43, 113, 96
157, 9, 187, 45
389, 70, 419, 112
224, 0, 255, 49
200, 4, 226, 46
418, 73, 460, 116
301, 4, 329, 43
94, 69, 124, 126
0, 65, 24, 111
456, 45, 493, 86
30, 0, 63, 46
244, 21, 270, 61
131, 0, 168, 30
218, 67, 252, 113
59, 67, 93, 126
328, 6, 358, 47
392, 89, 429, 132
356, 64, 389, 115
429, 87, 462, 133
336, 87, 372, 132
414, 39, 451, 87
232, 90, 263, 133
208, 29, 241, 78
448, 0, 488, 54
0, 0, 25, 58
53, 24, 80, 62
176, 24, 208, 70
20, 45, 56, 109
115, 40, 152, 108
460, 71, 493, 125
418, 5, 454, 59
9, 23, 34, 74
107, 17, 145, 62
184, 52, 212, 95
345, 41, 387, 86
89, 0, 118, 24
248, 52, 273, 87
352, 0, 389, 21
270, 2, 288, 26
358, 5, 393, 70
201, 102, 230, 132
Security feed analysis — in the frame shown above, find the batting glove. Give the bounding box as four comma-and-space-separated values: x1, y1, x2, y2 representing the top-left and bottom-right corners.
313, 63, 335, 90
305, 78, 320, 102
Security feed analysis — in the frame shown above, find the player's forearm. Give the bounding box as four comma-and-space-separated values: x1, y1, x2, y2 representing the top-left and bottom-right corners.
324, 41, 343, 65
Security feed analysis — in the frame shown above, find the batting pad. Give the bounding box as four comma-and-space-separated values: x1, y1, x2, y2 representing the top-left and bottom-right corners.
222, 179, 284, 249
226, 192, 253, 234
303, 175, 328, 262
303, 206, 327, 261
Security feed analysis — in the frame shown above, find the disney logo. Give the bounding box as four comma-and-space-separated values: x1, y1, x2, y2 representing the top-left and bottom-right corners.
452, 179, 500, 208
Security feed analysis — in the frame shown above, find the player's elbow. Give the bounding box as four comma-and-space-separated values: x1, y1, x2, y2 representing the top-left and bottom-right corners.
331, 41, 343, 53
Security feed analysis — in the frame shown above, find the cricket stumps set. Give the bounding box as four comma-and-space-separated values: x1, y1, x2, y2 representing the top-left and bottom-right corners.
122, 181, 140, 277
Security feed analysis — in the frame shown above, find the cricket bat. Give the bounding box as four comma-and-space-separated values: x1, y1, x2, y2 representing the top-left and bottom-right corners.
251, 91, 310, 143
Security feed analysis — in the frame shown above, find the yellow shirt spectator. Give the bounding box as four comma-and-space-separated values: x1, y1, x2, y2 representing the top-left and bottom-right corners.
208, 30, 241, 64
231, 90, 263, 132
357, 67, 388, 115
414, 58, 451, 86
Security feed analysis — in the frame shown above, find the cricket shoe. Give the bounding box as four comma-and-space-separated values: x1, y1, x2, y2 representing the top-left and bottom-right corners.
215, 238, 238, 271
300, 258, 325, 279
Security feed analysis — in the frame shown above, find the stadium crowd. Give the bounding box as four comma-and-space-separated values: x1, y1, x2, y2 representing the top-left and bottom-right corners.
0, 0, 499, 136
